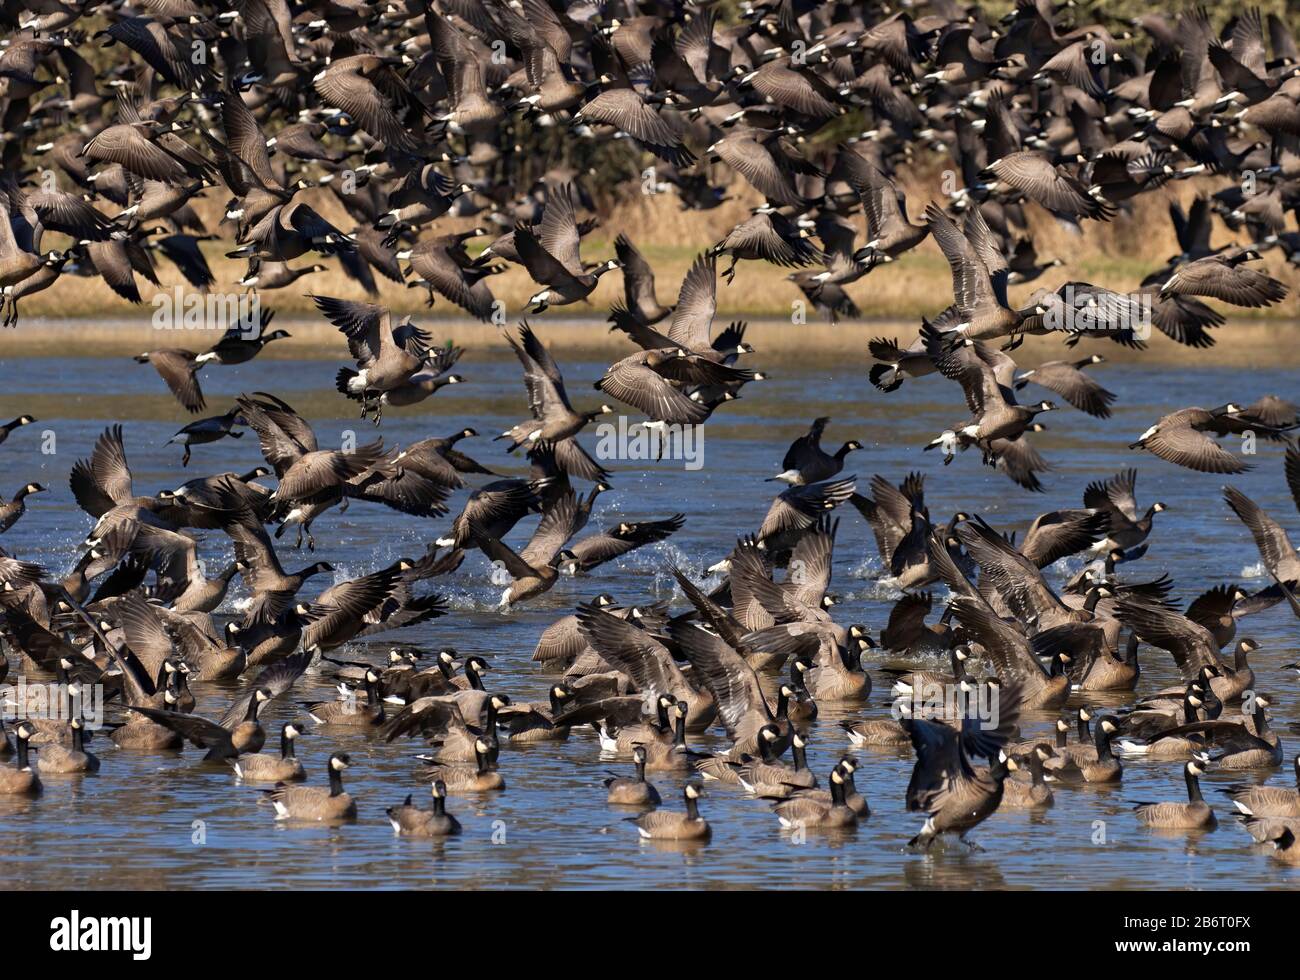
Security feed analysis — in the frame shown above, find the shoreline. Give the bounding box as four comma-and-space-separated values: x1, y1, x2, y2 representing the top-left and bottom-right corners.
3, 315, 1299, 366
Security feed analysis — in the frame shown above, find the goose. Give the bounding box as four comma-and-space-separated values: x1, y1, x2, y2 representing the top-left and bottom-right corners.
979, 151, 1117, 221
388, 780, 461, 837
901, 680, 1022, 849
1129, 406, 1253, 474
512, 187, 621, 312
473, 504, 579, 608
776, 757, 871, 818
627, 782, 710, 841
924, 204, 1026, 342
196, 319, 291, 366
1084, 469, 1167, 556
34, 717, 99, 774
1240, 817, 1300, 865
1002, 744, 1055, 809
129, 688, 272, 761
843, 157, 929, 261
561, 515, 685, 575
0, 723, 41, 795
314, 296, 444, 423
398, 231, 499, 322
303, 669, 385, 727
392, 430, 496, 491
604, 745, 661, 806
734, 729, 817, 797
0, 482, 45, 533
612, 233, 672, 325
1133, 761, 1216, 829
772, 766, 858, 830
709, 207, 821, 284
496, 685, 575, 743
1117, 597, 1257, 703
416, 738, 505, 794
1223, 480, 1300, 588
768, 417, 862, 486
924, 327, 1055, 461
164, 410, 244, 467
1222, 757, 1300, 818
576, 604, 717, 731
1013, 355, 1116, 418
1152, 698, 1282, 771
381, 693, 511, 764
266, 752, 357, 822
1054, 716, 1123, 784
1160, 252, 1288, 308
0, 415, 36, 447
555, 693, 678, 757
133, 349, 205, 414
231, 724, 306, 782
496, 322, 613, 465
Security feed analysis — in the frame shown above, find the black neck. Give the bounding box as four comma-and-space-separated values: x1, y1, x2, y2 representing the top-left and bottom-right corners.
328, 766, 345, 797
634, 758, 647, 783
1185, 766, 1203, 803
792, 740, 808, 773
16, 735, 30, 769
684, 793, 700, 820
281, 732, 295, 759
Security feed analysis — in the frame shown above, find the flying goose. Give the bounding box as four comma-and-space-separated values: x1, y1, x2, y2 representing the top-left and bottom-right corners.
497, 322, 612, 479
0, 482, 45, 534
1130, 406, 1254, 474
769, 417, 863, 486
901, 680, 1023, 849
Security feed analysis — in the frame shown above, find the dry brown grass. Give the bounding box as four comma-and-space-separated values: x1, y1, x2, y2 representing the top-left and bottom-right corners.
12, 158, 1299, 325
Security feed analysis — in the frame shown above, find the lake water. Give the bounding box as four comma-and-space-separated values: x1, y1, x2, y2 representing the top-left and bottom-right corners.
2, 337, 1299, 889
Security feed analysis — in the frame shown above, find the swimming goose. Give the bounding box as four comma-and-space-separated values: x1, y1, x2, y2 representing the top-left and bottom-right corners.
304, 668, 386, 727
627, 782, 709, 841
773, 766, 858, 830
1151, 698, 1282, 771
416, 738, 505, 794
1222, 757, 1300, 817
34, 716, 99, 774
1002, 744, 1055, 809
1053, 716, 1123, 783
1240, 817, 1300, 865
266, 752, 357, 822
1133, 761, 1216, 829
231, 724, 306, 782
388, 780, 461, 837
604, 745, 661, 806
0, 723, 40, 795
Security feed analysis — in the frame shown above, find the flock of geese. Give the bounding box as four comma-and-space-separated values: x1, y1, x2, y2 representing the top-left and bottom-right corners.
2, 0, 1300, 868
